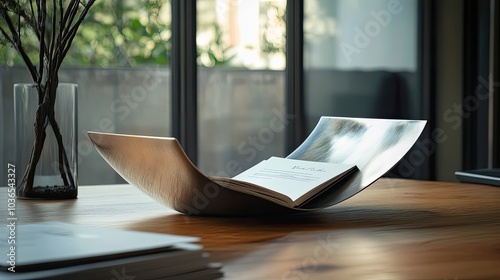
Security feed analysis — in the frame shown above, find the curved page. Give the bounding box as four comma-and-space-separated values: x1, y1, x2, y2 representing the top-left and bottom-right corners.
88, 117, 425, 216
287, 117, 426, 209
87, 132, 297, 216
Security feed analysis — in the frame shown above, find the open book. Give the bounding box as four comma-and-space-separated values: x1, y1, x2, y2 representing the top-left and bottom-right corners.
88, 117, 426, 216
214, 157, 358, 208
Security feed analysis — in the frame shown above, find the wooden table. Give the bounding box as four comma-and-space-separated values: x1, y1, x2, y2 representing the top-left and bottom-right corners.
2, 178, 500, 279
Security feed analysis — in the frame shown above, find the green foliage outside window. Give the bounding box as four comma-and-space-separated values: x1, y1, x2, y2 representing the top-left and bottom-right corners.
1, 0, 286, 68
0, 0, 171, 67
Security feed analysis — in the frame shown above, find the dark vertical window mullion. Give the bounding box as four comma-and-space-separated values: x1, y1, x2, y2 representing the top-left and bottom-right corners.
285, 0, 305, 154
171, 0, 198, 163
463, 0, 490, 170
418, 0, 437, 179
462, 0, 479, 170
491, 0, 500, 167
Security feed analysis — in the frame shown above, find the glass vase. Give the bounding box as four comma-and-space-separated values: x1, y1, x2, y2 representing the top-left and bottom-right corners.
14, 83, 78, 199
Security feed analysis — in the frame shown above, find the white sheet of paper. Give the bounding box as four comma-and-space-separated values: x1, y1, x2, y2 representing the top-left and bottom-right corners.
0, 221, 199, 268
232, 157, 355, 201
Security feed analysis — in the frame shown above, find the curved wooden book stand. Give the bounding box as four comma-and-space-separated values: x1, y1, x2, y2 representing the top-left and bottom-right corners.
88, 117, 426, 216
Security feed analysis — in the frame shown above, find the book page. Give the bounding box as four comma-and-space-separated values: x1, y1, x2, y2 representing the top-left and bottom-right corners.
232, 157, 356, 202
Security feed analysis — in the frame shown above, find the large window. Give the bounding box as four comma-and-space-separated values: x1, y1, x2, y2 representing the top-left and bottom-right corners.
2, 0, 439, 186
0, 0, 173, 185
304, 0, 419, 127
302, 0, 429, 179
196, 0, 287, 176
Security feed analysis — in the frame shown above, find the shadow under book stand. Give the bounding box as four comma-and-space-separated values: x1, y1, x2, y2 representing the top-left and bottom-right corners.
88, 117, 426, 216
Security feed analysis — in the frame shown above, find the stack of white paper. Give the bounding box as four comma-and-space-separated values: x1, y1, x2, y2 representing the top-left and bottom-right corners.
0, 222, 222, 279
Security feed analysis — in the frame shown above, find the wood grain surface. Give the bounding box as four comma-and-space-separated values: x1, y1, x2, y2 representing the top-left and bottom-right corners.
2, 178, 500, 279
